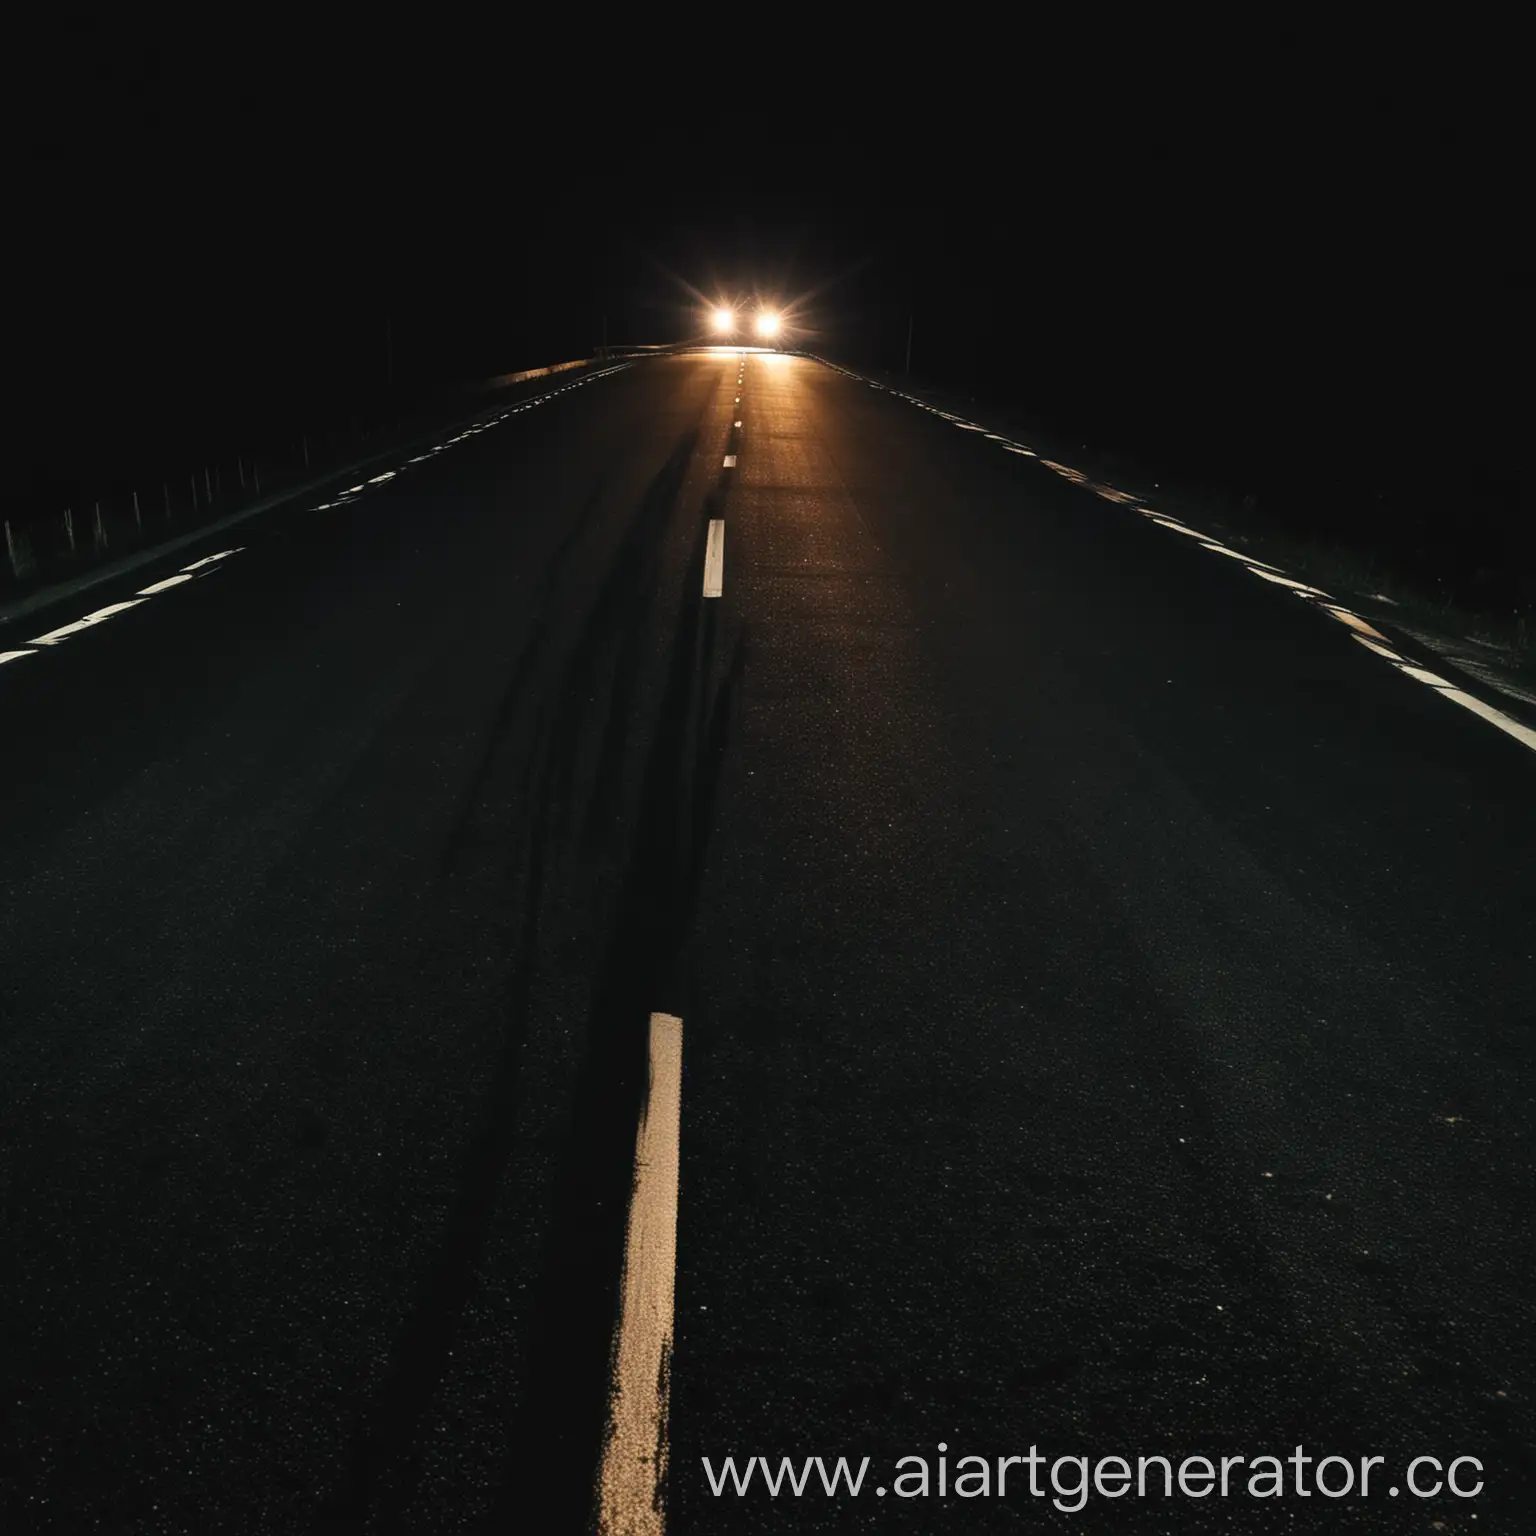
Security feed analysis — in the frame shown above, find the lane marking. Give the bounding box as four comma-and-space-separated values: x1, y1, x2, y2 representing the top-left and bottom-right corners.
137, 573, 196, 595
1040, 460, 1091, 484
1246, 567, 1330, 596
1198, 542, 1284, 572
733, 420, 741, 428
1324, 606, 1389, 640
597, 1011, 684, 1536
703, 520, 725, 597
30, 599, 147, 645
1350, 635, 1536, 751
1352, 635, 1403, 661
1434, 686, 1536, 750
181, 548, 243, 572
1, 369, 647, 672
722, 455, 737, 468
812, 354, 1536, 756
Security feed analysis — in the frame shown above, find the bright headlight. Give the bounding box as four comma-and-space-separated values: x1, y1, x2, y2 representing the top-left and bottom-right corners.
711, 309, 734, 333
756, 313, 781, 338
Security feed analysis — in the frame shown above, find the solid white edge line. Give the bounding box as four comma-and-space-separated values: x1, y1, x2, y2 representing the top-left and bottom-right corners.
1, 650, 37, 666
597, 1010, 683, 1536
703, 521, 725, 598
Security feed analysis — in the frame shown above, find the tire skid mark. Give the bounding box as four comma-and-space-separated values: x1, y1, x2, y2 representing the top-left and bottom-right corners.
324, 427, 725, 1532
495, 518, 743, 1536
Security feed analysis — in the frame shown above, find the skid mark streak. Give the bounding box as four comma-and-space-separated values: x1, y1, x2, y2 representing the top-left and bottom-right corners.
491, 517, 744, 1535
322, 443, 699, 1532
539, 434, 702, 855
580, 474, 722, 860
433, 468, 625, 880
320, 726, 556, 1534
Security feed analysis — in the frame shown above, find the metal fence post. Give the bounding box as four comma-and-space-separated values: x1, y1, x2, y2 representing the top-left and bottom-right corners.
133, 490, 142, 531
65, 507, 76, 552
94, 502, 108, 551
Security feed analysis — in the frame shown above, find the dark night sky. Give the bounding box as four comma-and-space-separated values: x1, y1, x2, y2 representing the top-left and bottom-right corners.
13, 25, 1529, 576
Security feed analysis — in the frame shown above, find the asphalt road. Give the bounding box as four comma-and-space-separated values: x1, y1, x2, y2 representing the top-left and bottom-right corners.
1, 351, 1532, 1535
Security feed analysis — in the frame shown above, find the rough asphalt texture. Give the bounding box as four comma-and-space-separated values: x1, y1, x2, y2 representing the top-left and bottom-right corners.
1, 353, 1531, 1533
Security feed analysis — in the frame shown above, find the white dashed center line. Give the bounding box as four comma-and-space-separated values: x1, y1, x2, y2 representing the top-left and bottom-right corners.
703, 520, 725, 598
1434, 686, 1536, 749
181, 548, 243, 572
137, 573, 196, 595
722, 455, 737, 468
1245, 568, 1331, 596
597, 1010, 684, 1536
1323, 607, 1390, 640
1198, 543, 1284, 572
30, 599, 147, 646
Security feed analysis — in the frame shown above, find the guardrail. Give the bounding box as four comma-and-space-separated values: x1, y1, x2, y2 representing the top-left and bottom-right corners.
481, 357, 593, 390
2, 357, 606, 598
